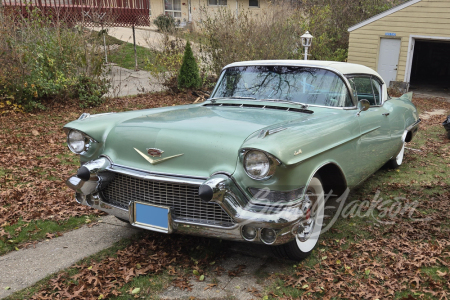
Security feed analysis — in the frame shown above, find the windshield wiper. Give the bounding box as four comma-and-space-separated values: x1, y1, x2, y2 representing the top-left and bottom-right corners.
209, 96, 257, 102
259, 99, 309, 109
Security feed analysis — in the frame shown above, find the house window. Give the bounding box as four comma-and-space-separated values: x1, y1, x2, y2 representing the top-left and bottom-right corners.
208, 0, 227, 6
249, 0, 259, 7
165, 0, 182, 18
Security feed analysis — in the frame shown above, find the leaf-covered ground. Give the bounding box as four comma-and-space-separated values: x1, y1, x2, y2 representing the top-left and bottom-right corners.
0, 93, 195, 254
2, 95, 450, 300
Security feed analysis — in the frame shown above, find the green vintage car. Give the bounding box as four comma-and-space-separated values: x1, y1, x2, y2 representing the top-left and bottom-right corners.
64, 60, 420, 260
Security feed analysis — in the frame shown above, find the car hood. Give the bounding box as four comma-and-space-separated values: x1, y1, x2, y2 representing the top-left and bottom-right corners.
100, 105, 306, 177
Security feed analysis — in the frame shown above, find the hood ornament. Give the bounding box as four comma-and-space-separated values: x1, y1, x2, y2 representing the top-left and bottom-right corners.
147, 148, 164, 157
134, 148, 183, 165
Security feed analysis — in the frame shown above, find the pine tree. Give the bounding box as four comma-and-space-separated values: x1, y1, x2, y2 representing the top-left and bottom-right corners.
177, 41, 201, 89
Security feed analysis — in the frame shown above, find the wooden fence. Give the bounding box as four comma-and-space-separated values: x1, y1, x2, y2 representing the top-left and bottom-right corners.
0, 0, 151, 27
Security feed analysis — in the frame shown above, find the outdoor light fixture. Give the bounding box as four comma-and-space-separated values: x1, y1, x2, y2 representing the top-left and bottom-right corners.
301, 31, 314, 60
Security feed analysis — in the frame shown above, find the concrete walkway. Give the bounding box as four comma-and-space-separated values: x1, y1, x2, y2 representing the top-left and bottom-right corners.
0, 214, 287, 299
95, 27, 171, 97
0, 216, 139, 299
105, 64, 165, 98
96, 26, 172, 52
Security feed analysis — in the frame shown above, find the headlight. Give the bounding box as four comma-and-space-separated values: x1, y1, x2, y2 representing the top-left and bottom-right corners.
67, 130, 91, 154
244, 150, 272, 180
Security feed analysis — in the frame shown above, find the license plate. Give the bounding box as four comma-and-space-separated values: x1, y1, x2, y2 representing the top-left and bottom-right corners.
133, 202, 170, 233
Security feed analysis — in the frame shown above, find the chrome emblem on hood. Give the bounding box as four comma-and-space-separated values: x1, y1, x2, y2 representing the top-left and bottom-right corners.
147, 148, 164, 157
134, 148, 183, 165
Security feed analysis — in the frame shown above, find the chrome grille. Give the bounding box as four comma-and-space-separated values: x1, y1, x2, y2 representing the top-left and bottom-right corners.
102, 172, 234, 227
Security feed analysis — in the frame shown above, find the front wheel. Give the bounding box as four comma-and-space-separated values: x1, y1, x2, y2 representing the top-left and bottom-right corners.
273, 177, 325, 261
387, 143, 405, 169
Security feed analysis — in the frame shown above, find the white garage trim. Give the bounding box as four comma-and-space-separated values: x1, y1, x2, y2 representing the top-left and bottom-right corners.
404, 35, 450, 84
348, 0, 421, 32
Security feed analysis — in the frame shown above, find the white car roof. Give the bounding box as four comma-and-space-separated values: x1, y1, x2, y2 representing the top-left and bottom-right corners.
223, 60, 382, 81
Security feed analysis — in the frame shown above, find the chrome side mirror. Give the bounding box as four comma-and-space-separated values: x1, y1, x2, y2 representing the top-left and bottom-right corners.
357, 99, 370, 116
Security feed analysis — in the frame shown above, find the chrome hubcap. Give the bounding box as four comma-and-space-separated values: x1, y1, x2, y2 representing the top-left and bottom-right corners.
297, 192, 317, 242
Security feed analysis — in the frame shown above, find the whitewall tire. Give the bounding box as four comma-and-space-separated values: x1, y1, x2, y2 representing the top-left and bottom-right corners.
388, 143, 405, 169
273, 176, 325, 260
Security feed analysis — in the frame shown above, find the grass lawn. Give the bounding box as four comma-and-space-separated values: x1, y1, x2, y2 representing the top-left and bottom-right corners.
2, 95, 450, 299
86, 30, 162, 71
0, 216, 99, 255
108, 42, 161, 71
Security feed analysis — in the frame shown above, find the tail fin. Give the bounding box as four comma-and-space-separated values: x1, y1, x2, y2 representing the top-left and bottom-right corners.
399, 92, 413, 101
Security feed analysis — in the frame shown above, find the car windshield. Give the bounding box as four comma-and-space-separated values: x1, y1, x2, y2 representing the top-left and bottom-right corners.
212, 66, 354, 107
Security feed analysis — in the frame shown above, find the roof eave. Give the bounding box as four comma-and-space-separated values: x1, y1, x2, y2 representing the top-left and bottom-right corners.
348, 0, 421, 32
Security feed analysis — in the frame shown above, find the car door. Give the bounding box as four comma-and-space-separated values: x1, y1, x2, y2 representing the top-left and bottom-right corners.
348, 76, 393, 179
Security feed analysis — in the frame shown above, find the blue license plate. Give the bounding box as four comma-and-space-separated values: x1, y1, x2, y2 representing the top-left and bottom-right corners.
134, 202, 169, 232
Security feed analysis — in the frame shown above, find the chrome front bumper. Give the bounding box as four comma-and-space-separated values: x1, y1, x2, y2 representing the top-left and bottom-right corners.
66, 159, 307, 246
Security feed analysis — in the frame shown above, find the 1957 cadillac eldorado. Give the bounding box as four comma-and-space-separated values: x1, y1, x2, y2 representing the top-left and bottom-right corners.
64, 60, 420, 260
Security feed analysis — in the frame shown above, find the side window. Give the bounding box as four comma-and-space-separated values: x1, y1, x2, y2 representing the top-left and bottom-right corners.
349, 77, 378, 106
371, 78, 382, 105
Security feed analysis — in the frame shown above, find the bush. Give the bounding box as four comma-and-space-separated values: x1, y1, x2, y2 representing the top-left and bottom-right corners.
145, 34, 185, 93
0, 7, 108, 111
73, 75, 110, 108
199, 2, 304, 75
153, 14, 176, 33
178, 41, 201, 89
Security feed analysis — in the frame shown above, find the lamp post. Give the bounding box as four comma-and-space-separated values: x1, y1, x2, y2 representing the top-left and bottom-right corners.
301, 31, 313, 60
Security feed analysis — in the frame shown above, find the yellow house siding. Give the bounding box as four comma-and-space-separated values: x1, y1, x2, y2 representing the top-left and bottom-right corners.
187, 0, 268, 27
348, 0, 450, 82
150, 0, 164, 18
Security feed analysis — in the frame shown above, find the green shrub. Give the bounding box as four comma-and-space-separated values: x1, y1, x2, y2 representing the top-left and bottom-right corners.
145, 34, 184, 93
153, 14, 176, 33
177, 41, 201, 89
0, 7, 108, 111
73, 75, 110, 108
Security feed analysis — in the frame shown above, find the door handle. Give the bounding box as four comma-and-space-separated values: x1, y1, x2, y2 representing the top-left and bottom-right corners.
382, 113, 390, 116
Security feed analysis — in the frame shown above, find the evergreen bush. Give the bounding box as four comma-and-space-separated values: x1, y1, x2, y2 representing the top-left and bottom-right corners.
177, 41, 201, 89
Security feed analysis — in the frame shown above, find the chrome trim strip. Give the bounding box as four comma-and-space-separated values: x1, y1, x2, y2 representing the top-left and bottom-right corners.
174, 219, 238, 230
258, 127, 287, 138
78, 113, 90, 120
406, 118, 421, 131
306, 104, 357, 110
109, 164, 207, 184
